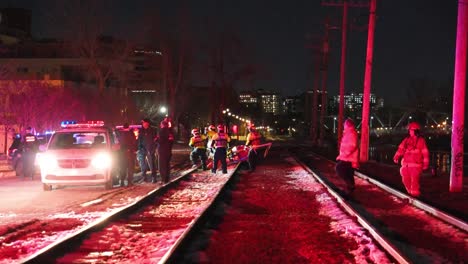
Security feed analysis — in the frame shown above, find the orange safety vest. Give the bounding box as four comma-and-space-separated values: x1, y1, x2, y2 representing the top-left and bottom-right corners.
246, 131, 262, 146
189, 135, 206, 149
212, 132, 230, 148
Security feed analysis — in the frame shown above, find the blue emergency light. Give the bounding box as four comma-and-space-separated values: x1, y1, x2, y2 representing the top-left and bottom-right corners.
61, 120, 77, 127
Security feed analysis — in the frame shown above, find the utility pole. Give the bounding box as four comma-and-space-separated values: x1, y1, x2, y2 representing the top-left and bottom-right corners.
322, 0, 369, 146
359, 0, 377, 162
319, 18, 331, 145
450, 0, 467, 193
306, 38, 323, 145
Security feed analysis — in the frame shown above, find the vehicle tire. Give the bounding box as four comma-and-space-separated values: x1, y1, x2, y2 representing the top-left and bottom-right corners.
43, 183, 52, 191
15, 161, 23, 177
105, 179, 113, 190
105, 170, 117, 190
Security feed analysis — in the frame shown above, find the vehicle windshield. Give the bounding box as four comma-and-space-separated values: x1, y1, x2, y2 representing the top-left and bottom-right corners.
48, 132, 108, 150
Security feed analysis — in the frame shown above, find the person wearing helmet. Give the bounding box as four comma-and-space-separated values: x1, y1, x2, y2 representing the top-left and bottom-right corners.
155, 118, 175, 184
335, 118, 359, 195
245, 124, 263, 171
189, 128, 207, 170
206, 125, 217, 158
393, 122, 429, 197
210, 124, 231, 174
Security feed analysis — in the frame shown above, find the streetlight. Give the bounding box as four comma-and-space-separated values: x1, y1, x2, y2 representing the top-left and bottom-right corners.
159, 106, 167, 116
333, 116, 337, 133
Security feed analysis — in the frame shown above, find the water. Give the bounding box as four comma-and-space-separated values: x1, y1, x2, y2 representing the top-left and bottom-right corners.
369, 146, 460, 175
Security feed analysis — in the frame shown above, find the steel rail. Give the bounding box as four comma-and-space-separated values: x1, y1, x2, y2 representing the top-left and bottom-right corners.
294, 156, 411, 264
22, 166, 199, 264
158, 162, 243, 264
354, 171, 468, 232
302, 149, 468, 232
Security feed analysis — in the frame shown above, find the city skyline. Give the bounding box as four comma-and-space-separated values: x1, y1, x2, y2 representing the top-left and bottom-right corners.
2, 0, 460, 107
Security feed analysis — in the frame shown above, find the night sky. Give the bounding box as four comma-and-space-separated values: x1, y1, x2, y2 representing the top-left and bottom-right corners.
3, 0, 459, 107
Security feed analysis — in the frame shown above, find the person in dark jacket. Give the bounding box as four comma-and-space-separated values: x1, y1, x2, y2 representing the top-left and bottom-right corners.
21, 127, 38, 179
117, 123, 137, 187
137, 118, 158, 183
156, 118, 174, 184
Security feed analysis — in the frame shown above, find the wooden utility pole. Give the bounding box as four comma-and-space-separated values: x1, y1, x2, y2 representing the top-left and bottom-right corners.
322, 0, 369, 146
359, 0, 377, 162
450, 0, 467, 192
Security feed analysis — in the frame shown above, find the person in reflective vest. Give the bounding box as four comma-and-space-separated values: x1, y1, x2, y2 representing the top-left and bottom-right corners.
210, 124, 231, 174
189, 128, 207, 170
206, 125, 217, 158
393, 122, 429, 197
335, 119, 359, 195
21, 127, 38, 179
245, 124, 263, 171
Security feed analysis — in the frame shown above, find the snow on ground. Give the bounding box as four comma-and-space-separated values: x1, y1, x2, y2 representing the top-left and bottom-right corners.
283, 157, 391, 264
55, 172, 234, 263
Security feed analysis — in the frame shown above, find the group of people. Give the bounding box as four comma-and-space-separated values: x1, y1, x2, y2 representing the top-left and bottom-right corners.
117, 118, 174, 187
336, 118, 429, 198
189, 124, 231, 174
189, 123, 263, 174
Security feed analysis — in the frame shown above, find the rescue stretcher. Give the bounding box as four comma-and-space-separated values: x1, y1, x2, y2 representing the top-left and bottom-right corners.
228, 143, 272, 162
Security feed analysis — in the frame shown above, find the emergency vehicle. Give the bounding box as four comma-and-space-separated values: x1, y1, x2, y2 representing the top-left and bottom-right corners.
37, 121, 120, 191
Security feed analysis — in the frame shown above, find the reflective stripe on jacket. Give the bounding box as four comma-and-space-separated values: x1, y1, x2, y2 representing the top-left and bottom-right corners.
394, 136, 429, 168
189, 135, 206, 149
211, 132, 230, 148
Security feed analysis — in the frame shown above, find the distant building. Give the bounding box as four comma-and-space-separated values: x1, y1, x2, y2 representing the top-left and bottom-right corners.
304, 89, 327, 123
283, 96, 303, 115
332, 92, 382, 112
239, 91, 258, 109
257, 89, 280, 116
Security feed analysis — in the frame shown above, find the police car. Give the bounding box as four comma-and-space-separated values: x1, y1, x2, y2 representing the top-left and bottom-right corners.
38, 121, 120, 191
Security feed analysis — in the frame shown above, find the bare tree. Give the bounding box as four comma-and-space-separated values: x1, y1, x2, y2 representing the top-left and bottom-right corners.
48, 0, 138, 123
3, 81, 84, 131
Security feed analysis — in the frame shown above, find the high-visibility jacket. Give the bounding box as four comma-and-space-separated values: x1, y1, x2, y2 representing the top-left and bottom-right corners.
206, 130, 216, 148
211, 132, 231, 148
246, 131, 262, 146
189, 134, 206, 149
337, 126, 359, 165
394, 136, 429, 168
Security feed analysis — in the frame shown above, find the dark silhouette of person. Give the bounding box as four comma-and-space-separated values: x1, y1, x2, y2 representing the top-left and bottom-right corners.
117, 123, 137, 187
137, 118, 158, 182
21, 127, 38, 179
156, 118, 174, 184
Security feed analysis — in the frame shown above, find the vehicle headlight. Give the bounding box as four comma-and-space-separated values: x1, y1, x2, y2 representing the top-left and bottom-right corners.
38, 154, 58, 169
91, 153, 112, 169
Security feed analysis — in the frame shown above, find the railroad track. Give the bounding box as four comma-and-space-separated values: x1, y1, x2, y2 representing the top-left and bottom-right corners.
13, 147, 468, 263
22, 162, 242, 263
294, 151, 468, 263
